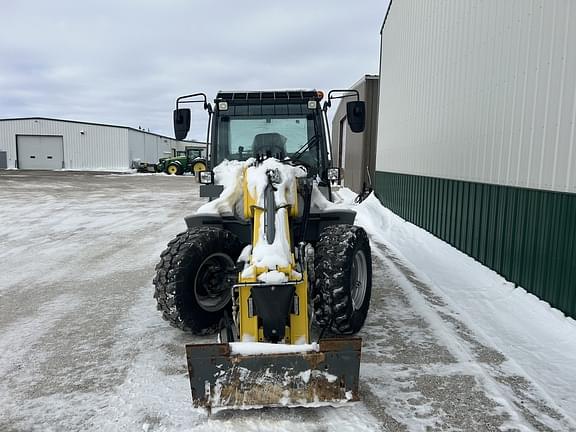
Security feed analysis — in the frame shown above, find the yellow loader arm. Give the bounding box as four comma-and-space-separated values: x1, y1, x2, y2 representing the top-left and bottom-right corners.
236, 164, 309, 345
185, 160, 362, 412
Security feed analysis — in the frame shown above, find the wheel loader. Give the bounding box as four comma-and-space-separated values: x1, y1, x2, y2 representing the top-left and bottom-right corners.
153, 89, 372, 412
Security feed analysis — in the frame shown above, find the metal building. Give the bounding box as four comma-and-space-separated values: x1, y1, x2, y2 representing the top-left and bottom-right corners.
331, 75, 379, 194
0, 117, 198, 171
376, 0, 576, 318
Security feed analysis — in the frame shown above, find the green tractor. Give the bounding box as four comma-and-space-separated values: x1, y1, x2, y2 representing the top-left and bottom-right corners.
156, 147, 207, 175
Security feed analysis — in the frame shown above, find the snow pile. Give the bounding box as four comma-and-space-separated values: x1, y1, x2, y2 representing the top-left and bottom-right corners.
194, 158, 345, 288
197, 158, 310, 284
229, 341, 319, 356
241, 200, 291, 279
310, 183, 336, 210
200, 158, 307, 284
255, 270, 290, 284
244, 159, 306, 280
350, 190, 576, 417
197, 159, 253, 215
245, 158, 306, 209
351, 193, 392, 239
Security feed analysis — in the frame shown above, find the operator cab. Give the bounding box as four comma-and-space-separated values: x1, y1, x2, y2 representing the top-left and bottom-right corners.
212, 90, 327, 178
172, 89, 365, 186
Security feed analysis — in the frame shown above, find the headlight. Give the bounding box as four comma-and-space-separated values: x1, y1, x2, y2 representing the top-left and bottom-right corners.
327, 168, 341, 182
199, 170, 214, 184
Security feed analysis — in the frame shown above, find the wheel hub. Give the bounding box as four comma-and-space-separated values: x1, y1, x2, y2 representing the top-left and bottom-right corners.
194, 253, 235, 312
193, 162, 206, 173
350, 249, 367, 310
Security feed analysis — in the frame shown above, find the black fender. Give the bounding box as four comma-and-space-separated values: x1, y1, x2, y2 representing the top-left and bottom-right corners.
184, 209, 356, 245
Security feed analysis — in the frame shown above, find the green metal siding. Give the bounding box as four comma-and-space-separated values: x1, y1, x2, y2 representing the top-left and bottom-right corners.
375, 171, 576, 319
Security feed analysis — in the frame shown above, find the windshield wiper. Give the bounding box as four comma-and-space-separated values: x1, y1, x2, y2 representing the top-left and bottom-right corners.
292, 135, 320, 160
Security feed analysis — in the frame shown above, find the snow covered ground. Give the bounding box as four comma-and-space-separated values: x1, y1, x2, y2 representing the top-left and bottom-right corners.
1, 171, 575, 431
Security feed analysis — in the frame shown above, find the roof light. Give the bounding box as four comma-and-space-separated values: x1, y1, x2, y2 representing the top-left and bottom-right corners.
308, 100, 317, 110
316, 90, 324, 100
218, 101, 229, 111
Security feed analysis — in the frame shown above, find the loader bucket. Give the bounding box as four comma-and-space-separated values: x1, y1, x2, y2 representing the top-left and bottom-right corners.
185, 337, 362, 412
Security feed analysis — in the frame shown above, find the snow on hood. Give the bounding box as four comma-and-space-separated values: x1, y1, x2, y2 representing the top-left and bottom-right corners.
198, 158, 308, 280
196, 159, 254, 215
195, 160, 358, 279
196, 158, 309, 216
246, 159, 306, 275
245, 158, 307, 208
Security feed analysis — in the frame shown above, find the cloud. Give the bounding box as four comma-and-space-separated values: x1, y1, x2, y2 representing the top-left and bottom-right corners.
0, 0, 388, 138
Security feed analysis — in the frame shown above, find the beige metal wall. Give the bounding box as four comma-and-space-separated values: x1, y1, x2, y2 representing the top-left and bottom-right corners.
332, 75, 379, 193
377, 0, 576, 194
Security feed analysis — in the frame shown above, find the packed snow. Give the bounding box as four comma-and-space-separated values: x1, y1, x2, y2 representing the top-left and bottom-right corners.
2, 171, 576, 431
229, 341, 319, 356
245, 158, 306, 209
197, 159, 249, 215
256, 270, 289, 284
0, 173, 381, 431
203, 158, 307, 287
346, 192, 576, 420
249, 206, 292, 269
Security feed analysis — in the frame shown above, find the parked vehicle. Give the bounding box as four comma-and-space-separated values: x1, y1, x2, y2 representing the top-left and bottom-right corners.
156, 147, 207, 175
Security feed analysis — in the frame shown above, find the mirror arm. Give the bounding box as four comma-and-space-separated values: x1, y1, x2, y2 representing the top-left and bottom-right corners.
322, 109, 332, 160
206, 110, 212, 163
175, 94, 213, 160
327, 89, 360, 106
176, 93, 209, 110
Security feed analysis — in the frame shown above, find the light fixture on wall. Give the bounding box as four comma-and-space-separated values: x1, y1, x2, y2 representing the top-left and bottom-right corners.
80, 130, 85, 135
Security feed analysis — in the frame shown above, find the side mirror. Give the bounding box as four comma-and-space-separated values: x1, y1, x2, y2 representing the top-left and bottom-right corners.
346, 101, 366, 133
173, 108, 191, 140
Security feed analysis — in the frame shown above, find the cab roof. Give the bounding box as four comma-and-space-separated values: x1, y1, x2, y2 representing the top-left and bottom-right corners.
216, 90, 322, 103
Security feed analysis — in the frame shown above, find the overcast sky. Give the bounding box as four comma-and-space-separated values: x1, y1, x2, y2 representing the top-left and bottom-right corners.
0, 1, 388, 139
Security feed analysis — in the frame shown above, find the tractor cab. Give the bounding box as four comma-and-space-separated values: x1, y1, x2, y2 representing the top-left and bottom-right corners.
177, 147, 203, 159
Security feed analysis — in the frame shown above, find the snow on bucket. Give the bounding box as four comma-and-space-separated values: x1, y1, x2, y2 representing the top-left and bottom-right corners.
185, 337, 362, 413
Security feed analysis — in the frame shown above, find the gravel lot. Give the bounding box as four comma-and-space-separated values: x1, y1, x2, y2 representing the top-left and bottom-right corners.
0, 171, 573, 431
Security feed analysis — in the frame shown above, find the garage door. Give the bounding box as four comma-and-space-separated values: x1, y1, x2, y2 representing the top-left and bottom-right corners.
17, 135, 64, 169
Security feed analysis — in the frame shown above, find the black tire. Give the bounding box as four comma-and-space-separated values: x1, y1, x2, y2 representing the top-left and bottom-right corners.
153, 227, 243, 334
313, 224, 372, 335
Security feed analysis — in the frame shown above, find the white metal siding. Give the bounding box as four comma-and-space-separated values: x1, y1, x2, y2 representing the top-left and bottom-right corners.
0, 119, 192, 170
0, 119, 129, 170
377, 0, 576, 194
128, 130, 173, 164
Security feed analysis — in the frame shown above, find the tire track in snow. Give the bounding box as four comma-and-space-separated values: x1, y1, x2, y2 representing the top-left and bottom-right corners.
83, 284, 384, 432
0, 293, 83, 429
360, 251, 512, 430
0, 293, 82, 379
369, 240, 575, 431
